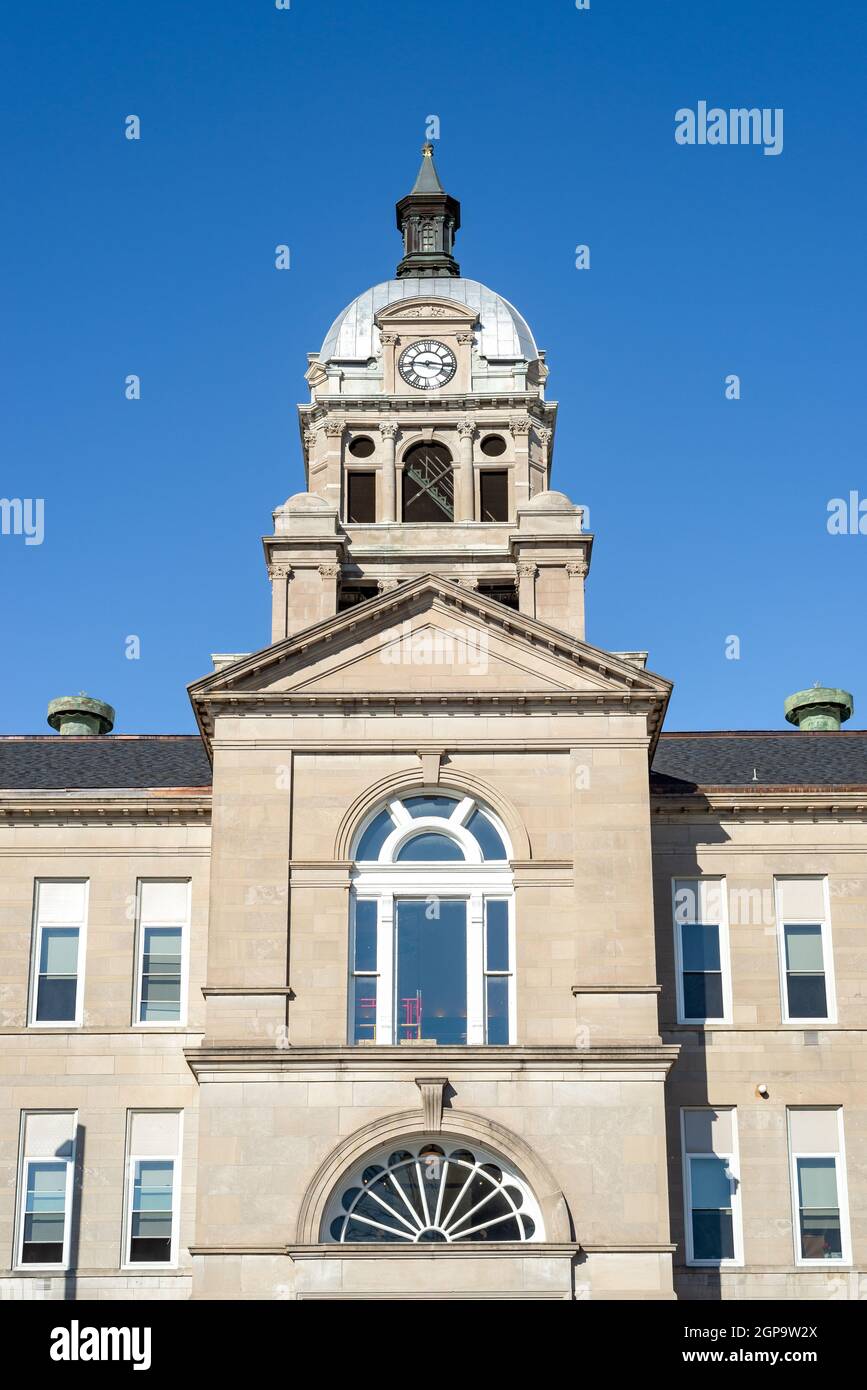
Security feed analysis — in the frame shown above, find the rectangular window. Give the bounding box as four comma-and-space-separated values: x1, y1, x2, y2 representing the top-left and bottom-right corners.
16, 1112, 76, 1268
775, 878, 835, 1022
350, 898, 378, 1043
479, 470, 509, 522
681, 1108, 742, 1266
125, 1111, 182, 1266
395, 898, 467, 1045
135, 880, 190, 1025
346, 472, 376, 523
30, 881, 88, 1026
788, 1109, 850, 1265
484, 899, 512, 1044
673, 878, 730, 1024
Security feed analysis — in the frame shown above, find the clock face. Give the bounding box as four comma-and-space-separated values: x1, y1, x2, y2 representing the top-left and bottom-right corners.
398, 339, 457, 390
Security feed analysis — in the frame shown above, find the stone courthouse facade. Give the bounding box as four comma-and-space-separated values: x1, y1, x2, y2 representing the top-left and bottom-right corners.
1, 148, 865, 1302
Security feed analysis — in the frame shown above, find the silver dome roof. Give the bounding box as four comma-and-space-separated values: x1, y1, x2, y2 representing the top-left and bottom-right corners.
319, 277, 538, 364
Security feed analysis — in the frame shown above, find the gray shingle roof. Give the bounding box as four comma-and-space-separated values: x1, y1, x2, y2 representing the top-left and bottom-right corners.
0, 736, 211, 791
651, 731, 867, 792
1, 731, 865, 794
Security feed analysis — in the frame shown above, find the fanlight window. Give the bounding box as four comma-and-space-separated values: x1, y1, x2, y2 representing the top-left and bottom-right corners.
325, 1139, 542, 1244
350, 794, 514, 1046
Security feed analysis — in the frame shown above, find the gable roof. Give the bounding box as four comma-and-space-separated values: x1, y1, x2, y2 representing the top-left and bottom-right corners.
186, 573, 673, 748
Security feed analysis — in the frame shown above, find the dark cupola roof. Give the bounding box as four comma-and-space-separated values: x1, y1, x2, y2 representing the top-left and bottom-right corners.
395, 143, 461, 279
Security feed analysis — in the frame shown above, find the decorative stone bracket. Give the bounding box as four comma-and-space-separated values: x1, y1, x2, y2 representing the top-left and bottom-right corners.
415, 1076, 449, 1132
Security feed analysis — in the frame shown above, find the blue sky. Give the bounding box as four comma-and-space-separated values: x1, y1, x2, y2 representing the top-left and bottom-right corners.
3, 0, 865, 734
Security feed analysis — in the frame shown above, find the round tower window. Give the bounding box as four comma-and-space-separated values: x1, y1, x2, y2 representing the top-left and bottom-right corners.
480, 434, 507, 457
349, 436, 376, 458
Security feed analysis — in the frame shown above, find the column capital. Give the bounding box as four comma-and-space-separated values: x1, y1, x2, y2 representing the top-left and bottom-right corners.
510, 414, 532, 436
318, 562, 341, 579
566, 560, 588, 579
516, 561, 538, 579
378, 422, 399, 440
456, 418, 476, 439
324, 420, 343, 438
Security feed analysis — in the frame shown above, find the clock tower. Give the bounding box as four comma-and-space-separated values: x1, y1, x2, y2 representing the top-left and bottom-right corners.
263, 144, 593, 644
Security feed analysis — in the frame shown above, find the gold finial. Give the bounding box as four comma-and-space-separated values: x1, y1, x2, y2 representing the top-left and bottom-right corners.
421, 142, 434, 156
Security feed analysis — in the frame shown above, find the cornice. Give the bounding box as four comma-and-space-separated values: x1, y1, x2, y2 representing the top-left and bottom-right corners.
0, 792, 211, 822
184, 1043, 681, 1081
299, 394, 558, 420
651, 788, 867, 817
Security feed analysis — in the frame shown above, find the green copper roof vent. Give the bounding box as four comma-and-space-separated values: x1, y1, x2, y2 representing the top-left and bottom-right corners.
47, 693, 115, 737
784, 686, 854, 732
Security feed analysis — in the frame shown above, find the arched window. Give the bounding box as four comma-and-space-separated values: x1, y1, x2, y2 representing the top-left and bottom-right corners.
349, 793, 514, 1046
401, 441, 454, 522
324, 1138, 543, 1244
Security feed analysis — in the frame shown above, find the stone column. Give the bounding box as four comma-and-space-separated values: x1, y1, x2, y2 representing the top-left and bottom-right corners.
323, 420, 343, 512
318, 562, 341, 620
517, 561, 538, 619
269, 564, 292, 643
510, 414, 532, 510
456, 418, 475, 521
565, 559, 588, 640
379, 422, 398, 523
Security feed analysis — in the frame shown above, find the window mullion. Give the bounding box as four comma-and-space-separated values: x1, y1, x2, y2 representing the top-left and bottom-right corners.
378, 894, 394, 1045
466, 892, 484, 1045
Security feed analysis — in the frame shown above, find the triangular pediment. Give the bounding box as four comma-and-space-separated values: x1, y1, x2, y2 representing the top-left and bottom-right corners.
189, 575, 671, 708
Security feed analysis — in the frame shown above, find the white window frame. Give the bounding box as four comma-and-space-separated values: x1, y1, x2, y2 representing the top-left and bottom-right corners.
350, 794, 515, 1046
132, 879, 191, 1028
14, 1111, 77, 1271
122, 1112, 183, 1270
787, 1108, 851, 1268
774, 876, 837, 1025
680, 1107, 744, 1268
28, 880, 89, 1028
671, 877, 732, 1026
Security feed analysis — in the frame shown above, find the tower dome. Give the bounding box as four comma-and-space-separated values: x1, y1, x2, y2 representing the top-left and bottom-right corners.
319, 277, 538, 367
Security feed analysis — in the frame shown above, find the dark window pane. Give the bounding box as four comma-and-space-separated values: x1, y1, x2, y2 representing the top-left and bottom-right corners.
21, 1239, 64, 1263
348, 435, 375, 458
356, 808, 394, 861
352, 975, 377, 1043
403, 794, 460, 819
480, 434, 507, 457
683, 972, 724, 1020
787, 974, 828, 1018
692, 1209, 734, 1261
486, 976, 509, 1044
485, 901, 509, 972
396, 898, 467, 1044
681, 923, 721, 972
800, 1211, 842, 1260
35, 976, 77, 1022
353, 900, 377, 971
479, 470, 508, 522
477, 583, 519, 610
402, 443, 454, 522
346, 472, 376, 523
466, 808, 507, 861
337, 583, 379, 612
130, 1237, 172, 1262
395, 833, 465, 862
